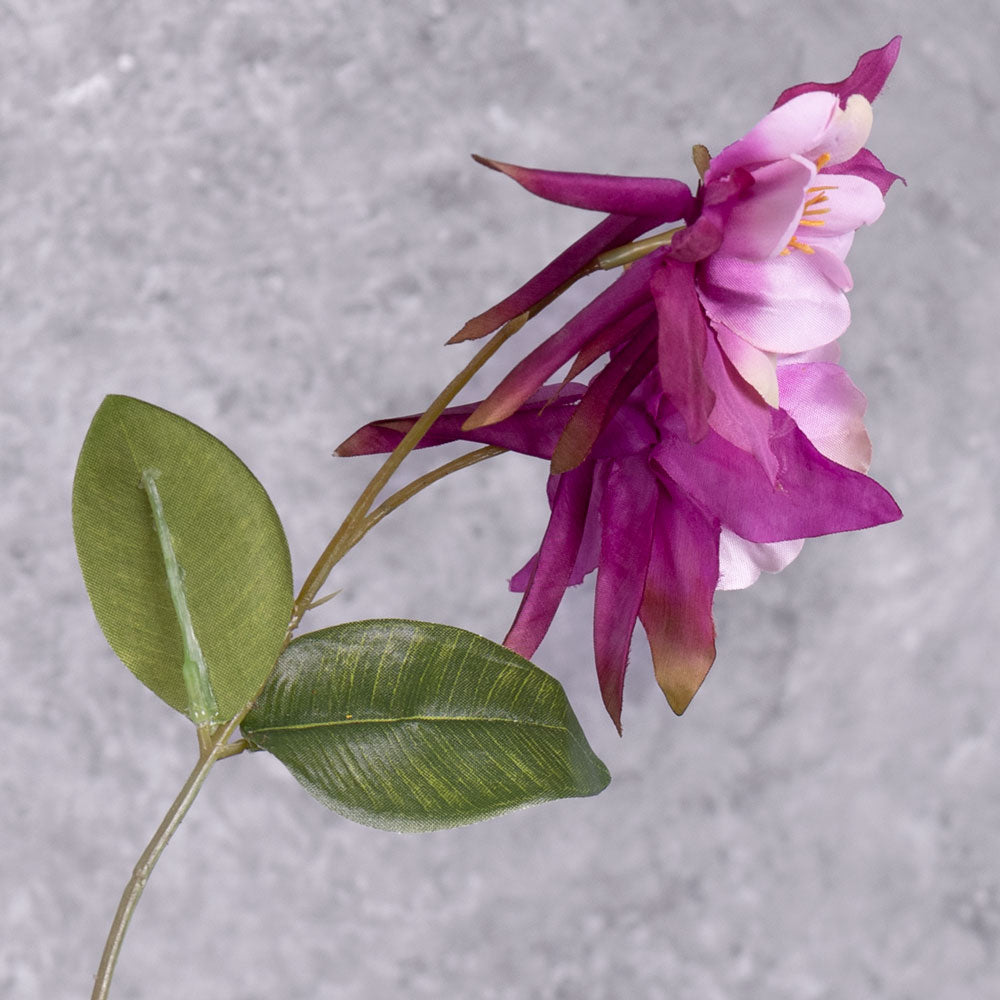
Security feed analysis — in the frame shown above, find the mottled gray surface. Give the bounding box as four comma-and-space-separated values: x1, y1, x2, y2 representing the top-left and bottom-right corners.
2, 2, 996, 998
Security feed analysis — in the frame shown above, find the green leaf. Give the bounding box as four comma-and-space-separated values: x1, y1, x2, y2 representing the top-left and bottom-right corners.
242, 620, 610, 831
72, 395, 293, 721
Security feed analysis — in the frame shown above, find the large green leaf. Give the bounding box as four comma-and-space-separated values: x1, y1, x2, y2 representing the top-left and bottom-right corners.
72, 395, 293, 721
242, 620, 610, 831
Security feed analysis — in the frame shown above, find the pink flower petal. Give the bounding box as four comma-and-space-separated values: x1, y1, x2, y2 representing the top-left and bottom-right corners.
772, 37, 902, 109
716, 530, 805, 590
472, 155, 696, 217
804, 94, 874, 166
550, 326, 657, 474
716, 156, 816, 258
802, 174, 885, 236
701, 326, 778, 481
335, 385, 584, 459
777, 362, 872, 472
714, 324, 778, 406
824, 147, 904, 196
637, 490, 719, 716
652, 408, 901, 543
706, 91, 838, 180
698, 249, 850, 352
503, 464, 595, 659
650, 260, 715, 442
564, 300, 657, 381
594, 456, 658, 731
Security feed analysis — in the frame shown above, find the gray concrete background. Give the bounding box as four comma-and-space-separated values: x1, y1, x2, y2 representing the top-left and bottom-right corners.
2, 2, 996, 998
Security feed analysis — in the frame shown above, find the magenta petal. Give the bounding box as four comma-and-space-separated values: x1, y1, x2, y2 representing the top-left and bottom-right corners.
593, 456, 657, 731
824, 147, 905, 196
464, 248, 666, 428
637, 490, 719, 716
772, 37, 902, 109
650, 261, 715, 442
551, 323, 657, 474
662, 215, 724, 262
335, 385, 584, 459
509, 553, 537, 594
503, 463, 595, 660
472, 155, 696, 218
451, 212, 665, 343
565, 300, 657, 381
652, 408, 901, 543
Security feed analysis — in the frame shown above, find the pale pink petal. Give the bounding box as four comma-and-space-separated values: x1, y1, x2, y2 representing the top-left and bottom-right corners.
807, 244, 854, 291
714, 324, 778, 406
716, 156, 816, 258
781, 341, 841, 365
698, 250, 850, 352
804, 94, 873, 165
702, 326, 778, 481
716, 530, 806, 590
778, 362, 873, 472
706, 91, 838, 179
801, 174, 884, 236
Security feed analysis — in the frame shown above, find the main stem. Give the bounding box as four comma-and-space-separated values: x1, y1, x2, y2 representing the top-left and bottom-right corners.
90, 715, 246, 1000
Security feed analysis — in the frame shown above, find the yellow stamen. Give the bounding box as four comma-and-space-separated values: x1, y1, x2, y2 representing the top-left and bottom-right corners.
815, 152, 832, 170
782, 236, 815, 255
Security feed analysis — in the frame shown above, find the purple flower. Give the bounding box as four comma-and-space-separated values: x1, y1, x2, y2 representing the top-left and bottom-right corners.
338, 40, 903, 728
337, 364, 900, 728
453, 39, 902, 479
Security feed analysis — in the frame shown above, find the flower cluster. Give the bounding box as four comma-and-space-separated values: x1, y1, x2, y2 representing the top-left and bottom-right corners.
339, 39, 903, 729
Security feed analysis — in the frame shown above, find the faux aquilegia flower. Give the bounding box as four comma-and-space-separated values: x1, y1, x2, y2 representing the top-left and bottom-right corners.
338, 40, 903, 726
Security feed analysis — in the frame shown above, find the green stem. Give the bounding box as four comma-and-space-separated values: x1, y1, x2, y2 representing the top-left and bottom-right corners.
90, 716, 245, 1000
344, 445, 507, 560
287, 272, 586, 636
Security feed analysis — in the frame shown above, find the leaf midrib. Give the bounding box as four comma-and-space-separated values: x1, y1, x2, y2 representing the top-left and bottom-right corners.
246, 714, 569, 735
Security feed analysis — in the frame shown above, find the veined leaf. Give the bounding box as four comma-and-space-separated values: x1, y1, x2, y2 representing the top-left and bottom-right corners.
242, 620, 610, 831
72, 395, 293, 720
